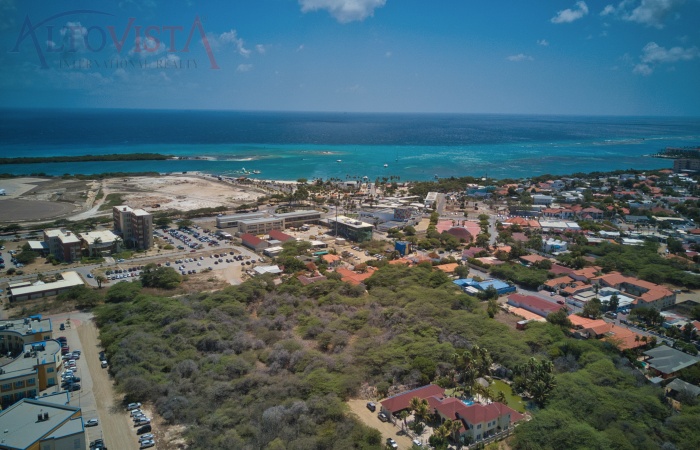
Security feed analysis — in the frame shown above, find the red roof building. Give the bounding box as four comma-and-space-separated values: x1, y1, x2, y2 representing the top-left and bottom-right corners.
432, 398, 525, 442
268, 229, 296, 242
507, 293, 565, 318
380, 384, 445, 415
240, 233, 269, 251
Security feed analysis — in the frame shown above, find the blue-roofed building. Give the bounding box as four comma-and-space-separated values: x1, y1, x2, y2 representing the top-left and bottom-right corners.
453, 278, 516, 295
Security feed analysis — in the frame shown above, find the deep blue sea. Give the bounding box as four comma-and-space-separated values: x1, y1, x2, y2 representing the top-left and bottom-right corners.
1, 109, 699, 181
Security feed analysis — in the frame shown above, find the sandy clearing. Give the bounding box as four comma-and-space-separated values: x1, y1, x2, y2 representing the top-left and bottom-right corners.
78, 316, 141, 450
347, 399, 418, 450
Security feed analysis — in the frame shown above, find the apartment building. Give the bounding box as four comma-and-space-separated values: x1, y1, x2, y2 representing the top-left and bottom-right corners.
113, 205, 153, 250
43, 229, 81, 262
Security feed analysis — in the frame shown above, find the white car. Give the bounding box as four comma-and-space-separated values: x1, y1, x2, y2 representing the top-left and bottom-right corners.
140, 440, 155, 449
127, 402, 142, 411
85, 418, 99, 427
139, 433, 154, 441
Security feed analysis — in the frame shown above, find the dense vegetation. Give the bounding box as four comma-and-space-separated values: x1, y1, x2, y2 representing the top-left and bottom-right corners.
93, 264, 700, 449
0, 153, 171, 164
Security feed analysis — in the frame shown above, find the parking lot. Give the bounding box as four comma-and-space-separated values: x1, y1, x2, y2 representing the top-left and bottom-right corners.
41, 312, 160, 449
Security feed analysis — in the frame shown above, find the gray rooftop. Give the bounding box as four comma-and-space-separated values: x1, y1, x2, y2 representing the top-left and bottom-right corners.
644, 346, 700, 375
0, 398, 81, 449
0, 340, 61, 382
0, 316, 53, 336
666, 379, 700, 397
273, 210, 322, 219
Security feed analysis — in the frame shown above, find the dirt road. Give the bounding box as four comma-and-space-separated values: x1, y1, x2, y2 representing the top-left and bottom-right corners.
78, 315, 140, 450
347, 399, 419, 449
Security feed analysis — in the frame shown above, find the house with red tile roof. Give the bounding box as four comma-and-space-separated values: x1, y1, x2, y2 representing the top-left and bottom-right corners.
380, 384, 445, 415
595, 273, 675, 310
570, 267, 601, 282
335, 266, 376, 286
549, 264, 575, 276
268, 229, 296, 242
519, 254, 547, 265
297, 274, 328, 285
543, 276, 574, 291
507, 293, 566, 318
432, 398, 525, 442
241, 233, 269, 251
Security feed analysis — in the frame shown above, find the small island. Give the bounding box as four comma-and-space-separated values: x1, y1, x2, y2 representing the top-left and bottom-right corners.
0, 153, 172, 165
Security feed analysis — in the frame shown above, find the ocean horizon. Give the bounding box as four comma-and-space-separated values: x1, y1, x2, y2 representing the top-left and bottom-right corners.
1, 109, 699, 181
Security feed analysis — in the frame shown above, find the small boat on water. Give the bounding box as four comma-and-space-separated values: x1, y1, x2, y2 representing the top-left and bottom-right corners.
233, 167, 261, 175
383, 163, 388, 168
337, 159, 342, 162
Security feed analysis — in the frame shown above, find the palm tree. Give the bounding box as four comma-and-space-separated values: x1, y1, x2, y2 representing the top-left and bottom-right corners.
398, 410, 409, 432
495, 390, 507, 404
91, 237, 103, 257
95, 274, 106, 289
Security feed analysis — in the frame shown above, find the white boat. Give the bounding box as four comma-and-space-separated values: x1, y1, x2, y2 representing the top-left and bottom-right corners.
383, 163, 388, 168
337, 159, 342, 162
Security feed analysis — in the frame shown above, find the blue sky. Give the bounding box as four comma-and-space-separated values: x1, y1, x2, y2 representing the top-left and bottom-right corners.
1, 0, 699, 115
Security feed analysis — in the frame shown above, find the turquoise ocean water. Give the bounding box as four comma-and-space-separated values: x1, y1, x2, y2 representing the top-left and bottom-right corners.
1, 110, 698, 181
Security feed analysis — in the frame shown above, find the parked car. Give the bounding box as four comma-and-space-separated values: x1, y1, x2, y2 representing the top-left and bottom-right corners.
134, 418, 151, 427
67, 384, 81, 391
59, 323, 65, 330
136, 424, 152, 435
378, 412, 389, 422
139, 433, 154, 441
140, 439, 155, 449
386, 438, 398, 449
127, 402, 142, 411
366, 402, 376, 412
85, 418, 99, 427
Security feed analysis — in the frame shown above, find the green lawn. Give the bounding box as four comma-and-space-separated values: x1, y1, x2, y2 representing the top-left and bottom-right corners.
491, 379, 526, 413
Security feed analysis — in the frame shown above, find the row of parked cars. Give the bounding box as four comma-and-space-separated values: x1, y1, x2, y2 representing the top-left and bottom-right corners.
128, 402, 156, 448
58, 337, 82, 391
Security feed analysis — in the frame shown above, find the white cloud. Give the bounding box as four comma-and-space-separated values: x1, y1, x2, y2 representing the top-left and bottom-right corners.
297, 44, 305, 52
236, 63, 253, 72
537, 39, 549, 46
299, 0, 387, 23
624, 0, 685, 28
640, 41, 699, 63
551, 1, 589, 23
603, 0, 685, 28
255, 44, 268, 54
633, 63, 653, 75
216, 30, 251, 57
507, 53, 534, 62
600, 4, 616, 15
632, 41, 699, 75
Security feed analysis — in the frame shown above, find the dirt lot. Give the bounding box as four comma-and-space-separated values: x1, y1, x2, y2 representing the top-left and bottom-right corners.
103, 174, 265, 212
347, 399, 419, 449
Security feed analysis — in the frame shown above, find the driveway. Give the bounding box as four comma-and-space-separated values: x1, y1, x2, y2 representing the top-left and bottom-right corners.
347, 399, 420, 449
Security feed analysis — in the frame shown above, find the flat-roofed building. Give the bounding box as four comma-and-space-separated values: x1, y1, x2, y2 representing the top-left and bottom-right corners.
113, 205, 153, 250
216, 212, 266, 229
326, 215, 373, 242
9, 271, 84, 303
0, 397, 85, 450
0, 316, 53, 354
80, 230, 121, 257
0, 340, 61, 409
43, 229, 81, 262
274, 210, 322, 228
238, 217, 284, 235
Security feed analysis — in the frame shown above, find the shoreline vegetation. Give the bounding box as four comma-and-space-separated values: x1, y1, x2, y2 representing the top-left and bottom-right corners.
0, 153, 172, 164
651, 146, 700, 159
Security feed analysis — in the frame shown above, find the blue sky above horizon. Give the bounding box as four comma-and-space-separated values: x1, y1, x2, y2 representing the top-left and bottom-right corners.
1, 0, 699, 115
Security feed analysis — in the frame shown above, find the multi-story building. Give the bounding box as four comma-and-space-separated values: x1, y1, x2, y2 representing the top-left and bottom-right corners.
43, 229, 81, 262
0, 395, 86, 450
113, 205, 153, 250
326, 215, 374, 242
238, 217, 284, 235
0, 340, 61, 409
273, 210, 322, 228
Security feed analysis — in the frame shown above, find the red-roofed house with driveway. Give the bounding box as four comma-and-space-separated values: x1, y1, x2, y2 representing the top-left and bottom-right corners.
507, 293, 565, 318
